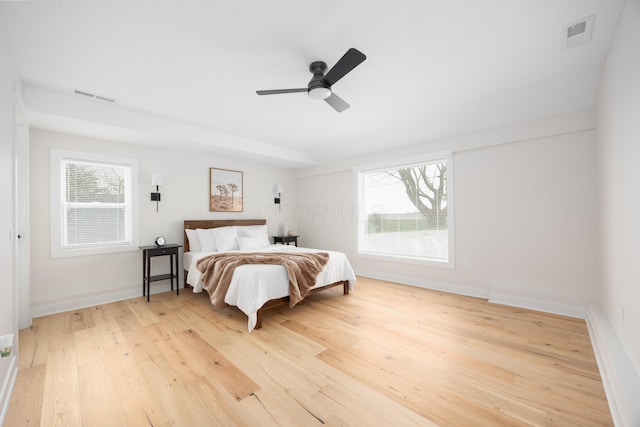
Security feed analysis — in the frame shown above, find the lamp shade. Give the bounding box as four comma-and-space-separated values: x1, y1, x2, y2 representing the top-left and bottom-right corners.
275, 184, 283, 195
151, 174, 163, 186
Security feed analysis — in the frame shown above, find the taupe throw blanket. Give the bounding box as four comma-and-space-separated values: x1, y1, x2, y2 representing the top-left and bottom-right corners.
196, 252, 330, 308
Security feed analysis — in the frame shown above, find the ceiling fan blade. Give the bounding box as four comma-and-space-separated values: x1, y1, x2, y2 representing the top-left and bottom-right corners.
256, 88, 307, 95
324, 92, 350, 112
323, 48, 366, 87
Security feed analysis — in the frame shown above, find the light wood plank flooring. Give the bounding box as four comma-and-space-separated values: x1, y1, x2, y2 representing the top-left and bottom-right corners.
6, 276, 612, 426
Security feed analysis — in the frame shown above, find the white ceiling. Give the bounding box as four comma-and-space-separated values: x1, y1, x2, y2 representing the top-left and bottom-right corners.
1, 0, 626, 168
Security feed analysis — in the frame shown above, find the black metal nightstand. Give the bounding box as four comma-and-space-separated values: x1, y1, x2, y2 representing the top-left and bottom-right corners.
272, 235, 299, 247
139, 244, 181, 301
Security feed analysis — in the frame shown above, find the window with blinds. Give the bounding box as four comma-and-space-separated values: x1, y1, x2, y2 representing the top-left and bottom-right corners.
51, 149, 139, 257
62, 159, 129, 247
356, 152, 454, 267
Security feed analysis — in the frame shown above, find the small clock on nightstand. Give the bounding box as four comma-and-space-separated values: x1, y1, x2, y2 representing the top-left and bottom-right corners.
154, 236, 166, 247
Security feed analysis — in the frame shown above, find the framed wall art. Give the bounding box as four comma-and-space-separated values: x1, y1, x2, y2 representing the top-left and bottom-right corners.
210, 167, 243, 212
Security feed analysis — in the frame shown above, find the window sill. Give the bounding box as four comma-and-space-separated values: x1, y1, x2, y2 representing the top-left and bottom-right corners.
356, 250, 454, 269
52, 243, 139, 258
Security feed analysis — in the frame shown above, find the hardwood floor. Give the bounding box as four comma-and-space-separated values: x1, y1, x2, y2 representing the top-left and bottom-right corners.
6, 277, 612, 426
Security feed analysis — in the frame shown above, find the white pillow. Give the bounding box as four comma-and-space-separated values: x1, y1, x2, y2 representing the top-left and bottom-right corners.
236, 225, 270, 247
185, 229, 202, 252
237, 236, 263, 251
196, 228, 217, 252
237, 224, 268, 237
212, 226, 239, 251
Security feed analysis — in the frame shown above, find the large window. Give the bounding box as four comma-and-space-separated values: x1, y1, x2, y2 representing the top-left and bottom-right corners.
357, 152, 454, 267
51, 149, 139, 257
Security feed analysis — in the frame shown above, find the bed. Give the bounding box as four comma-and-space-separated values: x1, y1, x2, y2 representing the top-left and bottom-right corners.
183, 219, 356, 331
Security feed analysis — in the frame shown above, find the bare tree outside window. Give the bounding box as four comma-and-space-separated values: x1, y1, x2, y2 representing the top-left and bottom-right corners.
387, 163, 447, 229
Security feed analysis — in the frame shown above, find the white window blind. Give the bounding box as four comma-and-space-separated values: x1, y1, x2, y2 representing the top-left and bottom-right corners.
62, 159, 130, 248
51, 149, 139, 257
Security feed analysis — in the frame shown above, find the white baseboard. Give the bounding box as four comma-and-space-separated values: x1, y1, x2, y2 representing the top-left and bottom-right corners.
30, 282, 175, 320
354, 269, 490, 300
355, 269, 585, 318
586, 303, 640, 427
488, 289, 586, 319
0, 356, 18, 426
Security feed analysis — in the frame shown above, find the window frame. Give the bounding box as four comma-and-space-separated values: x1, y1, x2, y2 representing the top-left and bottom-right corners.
355, 151, 455, 269
50, 149, 139, 258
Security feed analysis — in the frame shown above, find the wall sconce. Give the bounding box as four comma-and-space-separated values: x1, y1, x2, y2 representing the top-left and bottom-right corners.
274, 184, 283, 211
151, 174, 162, 212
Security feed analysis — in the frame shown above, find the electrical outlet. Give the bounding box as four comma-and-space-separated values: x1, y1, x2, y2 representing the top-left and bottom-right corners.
462, 258, 470, 269
0, 334, 13, 358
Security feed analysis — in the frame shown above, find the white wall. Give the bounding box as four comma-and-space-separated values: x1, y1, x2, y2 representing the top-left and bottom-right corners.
0, 9, 19, 422
29, 129, 297, 317
297, 112, 599, 317
595, 0, 640, 424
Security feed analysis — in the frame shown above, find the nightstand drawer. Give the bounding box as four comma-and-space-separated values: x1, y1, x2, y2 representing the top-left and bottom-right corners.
148, 246, 178, 257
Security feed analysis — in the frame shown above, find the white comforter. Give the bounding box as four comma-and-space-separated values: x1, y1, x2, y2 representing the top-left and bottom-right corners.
184, 245, 356, 331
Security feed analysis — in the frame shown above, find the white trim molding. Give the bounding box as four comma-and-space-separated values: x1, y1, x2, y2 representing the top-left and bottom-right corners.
30, 281, 174, 320
488, 289, 586, 319
586, 302, 640, 427
0, 357, 18, 426
354, 270, 489, 300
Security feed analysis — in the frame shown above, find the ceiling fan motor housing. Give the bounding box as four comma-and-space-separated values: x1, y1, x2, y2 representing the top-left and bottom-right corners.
307, 61, 331, 99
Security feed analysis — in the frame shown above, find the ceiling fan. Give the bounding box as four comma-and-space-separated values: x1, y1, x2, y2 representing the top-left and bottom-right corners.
256, 48, 366, 113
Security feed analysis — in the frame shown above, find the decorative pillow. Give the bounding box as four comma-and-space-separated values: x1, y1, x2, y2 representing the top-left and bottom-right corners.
236, 225, 270, 248
185, 229, 202, 252
196, 228, 217, 252
237, 236, 263, 251
212, 226, 239, 251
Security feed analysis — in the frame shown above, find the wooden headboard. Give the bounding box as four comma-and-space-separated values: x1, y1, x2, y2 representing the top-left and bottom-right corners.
183, 219, 267, 253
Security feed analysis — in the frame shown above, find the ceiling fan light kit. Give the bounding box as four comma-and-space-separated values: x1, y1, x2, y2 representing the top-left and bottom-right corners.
308, 87, 331, 100
256, 48, 366, 112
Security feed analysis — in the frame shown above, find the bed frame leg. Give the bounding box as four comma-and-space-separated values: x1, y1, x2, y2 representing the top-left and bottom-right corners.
343, 280, 349, 295
255, 309, 263, 329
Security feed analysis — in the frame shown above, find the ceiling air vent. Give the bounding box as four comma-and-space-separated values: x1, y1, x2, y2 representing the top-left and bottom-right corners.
564, 15, 595, 48
74, 89, 116, 103
95, 95, 115, 103
74, 89, 94, 98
